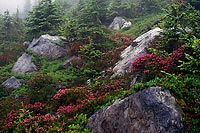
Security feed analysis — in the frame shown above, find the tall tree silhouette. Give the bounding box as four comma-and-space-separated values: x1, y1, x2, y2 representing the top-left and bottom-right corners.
26, 0, 63, 39
23, 0, 32, 18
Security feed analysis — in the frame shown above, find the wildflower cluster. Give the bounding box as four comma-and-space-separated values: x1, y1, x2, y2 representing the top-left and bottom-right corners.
2, 107, 64, 133
25, 102, 46, 110
1, 73, 126, 132
52, 79, 125, 117
132, 46, 185, 77
97, 80, 124, 95
52, 87, 97, 116
3, 110, 17, 128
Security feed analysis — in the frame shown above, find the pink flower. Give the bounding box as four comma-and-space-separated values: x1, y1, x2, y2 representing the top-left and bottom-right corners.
25, 102, 46, 110
144, 69, 150, 74
52, 88, 71, 100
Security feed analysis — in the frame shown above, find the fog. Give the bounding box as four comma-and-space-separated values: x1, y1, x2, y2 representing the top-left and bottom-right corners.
0, 0, 34, 14
0, 0, 79, 15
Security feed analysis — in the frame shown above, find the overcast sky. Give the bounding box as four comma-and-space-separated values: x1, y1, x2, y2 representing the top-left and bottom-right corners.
0, 0, 33, 14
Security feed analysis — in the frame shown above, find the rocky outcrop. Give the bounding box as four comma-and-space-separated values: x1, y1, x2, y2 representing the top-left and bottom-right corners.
28, 34, 69, 59
87, 87, 186, 133
11, 53, 37, 74
2, 76, 21, 89
109, 17, 132, 30
63, 56, 82, 67
112, 27, 162, 77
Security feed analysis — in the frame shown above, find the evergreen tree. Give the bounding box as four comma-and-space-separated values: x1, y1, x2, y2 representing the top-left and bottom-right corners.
78, 0, 101, 25
13, 9, 25, 42
0, 10, 13, 42
161, 3, 200, 51
23, 0, 32, 18
137, 0, 164, 15
55, 0, 71, 12
96, 0, 110, 25
26, 0, 63, 40
0, 10, 25, 43
187, 0, 200, 9
108, 0, 133, 19
108, 0, 123, 18
75, 0, 106, 42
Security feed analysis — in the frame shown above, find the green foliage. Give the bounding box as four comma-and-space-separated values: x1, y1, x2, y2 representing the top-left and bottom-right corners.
26, 73, 56, 103
0, 97, 22, 128
26, 0, 63, 40
106, 0, 167, 22
160, 3, 200, 51
61, 0, 108, 44
96, 0, 110, 25
80, 43, 102, 61
0, 10, 25, 43
78, 0, 101, 26
10, 87, 29, 98
41, 59, 85, 86
108, 0, 131, 19
187, 0, 200, 9
60, 17, 108, 44
68, 114, 91, 133
122, 13, 164, 38
0, 63, 13, 83
179, 37, 200, 74
137, 0, 165, 15
55, 0, 71, 12
0, 85, 10, 98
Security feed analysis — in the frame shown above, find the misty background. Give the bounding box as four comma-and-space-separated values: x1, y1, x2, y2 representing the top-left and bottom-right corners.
0, 0, 79, 17
0, 0, 36, 14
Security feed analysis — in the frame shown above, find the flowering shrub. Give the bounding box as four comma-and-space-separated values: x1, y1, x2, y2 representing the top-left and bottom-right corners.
52, 87, 97, 117
97, 80, 125, 95
25, 102, 46, 114
132, 45, 185, 79
109, 33, 133, 45
3, 110, 17, 128
0, 78, 127, 132
26, 73, 56, 103
25, 102, 46, 110
52, 80, 125, 117
2, 108, 64, 133
0, 97, 22, 129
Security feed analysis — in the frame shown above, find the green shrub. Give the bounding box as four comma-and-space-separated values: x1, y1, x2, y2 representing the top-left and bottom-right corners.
26, 73, 56, 103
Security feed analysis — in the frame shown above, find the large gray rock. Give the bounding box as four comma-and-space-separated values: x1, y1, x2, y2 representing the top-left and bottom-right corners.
2, 76, 21, 89
11, 53, 37, 74
87, 87, 186, 133
112, 27, 162, 77
28, 34, 68, 59
109, 17, 132, 30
